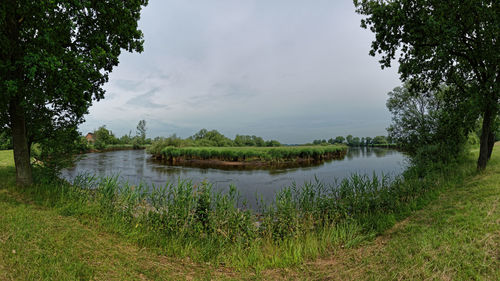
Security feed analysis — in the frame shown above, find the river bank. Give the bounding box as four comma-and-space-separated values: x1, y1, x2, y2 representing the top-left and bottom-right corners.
0, 144, 497, 279
62, 147, 406, 209
83, 144, 147, 153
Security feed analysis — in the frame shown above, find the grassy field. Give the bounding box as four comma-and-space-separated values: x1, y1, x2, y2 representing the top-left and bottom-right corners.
293, 143, 500, 280
148, 145, 347, 163
0, 144, 498, 280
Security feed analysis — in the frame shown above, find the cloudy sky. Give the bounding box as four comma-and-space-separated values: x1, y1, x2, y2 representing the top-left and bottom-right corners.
80, 0, 401, 144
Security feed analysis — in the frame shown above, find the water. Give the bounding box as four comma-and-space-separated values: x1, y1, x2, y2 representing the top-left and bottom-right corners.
61, 147, 408, 208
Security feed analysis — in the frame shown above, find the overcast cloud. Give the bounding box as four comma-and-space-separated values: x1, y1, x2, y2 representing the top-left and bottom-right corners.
79, 0, 401, 144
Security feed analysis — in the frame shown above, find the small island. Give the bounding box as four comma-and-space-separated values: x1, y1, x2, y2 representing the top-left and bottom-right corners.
144, 129, 351, 168
149, 145, 348, 167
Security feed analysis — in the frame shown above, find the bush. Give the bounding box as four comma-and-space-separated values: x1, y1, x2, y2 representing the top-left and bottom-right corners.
0, 131, 12, 150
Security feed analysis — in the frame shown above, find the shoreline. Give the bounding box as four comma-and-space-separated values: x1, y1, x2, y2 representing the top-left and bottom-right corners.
150, 156, 348, 170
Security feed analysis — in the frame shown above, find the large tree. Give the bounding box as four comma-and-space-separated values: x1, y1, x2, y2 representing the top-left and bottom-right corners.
354, 0, 499, 169
1, 1, 148, 185
387, 83, 477, 159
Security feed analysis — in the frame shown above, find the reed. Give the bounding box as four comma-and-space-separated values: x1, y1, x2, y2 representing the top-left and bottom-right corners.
19, 153, 470, 270
148, 145, 347, 163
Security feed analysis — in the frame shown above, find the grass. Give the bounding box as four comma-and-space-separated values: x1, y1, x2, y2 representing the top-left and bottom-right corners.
0, 191, 220, 280
148, 145, 347, 163
0, 150, 219, 280
0, 143, 498, 280
290, 143, 500, 280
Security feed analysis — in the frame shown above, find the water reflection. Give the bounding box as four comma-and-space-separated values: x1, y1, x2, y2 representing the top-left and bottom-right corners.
62, 147, 408, 208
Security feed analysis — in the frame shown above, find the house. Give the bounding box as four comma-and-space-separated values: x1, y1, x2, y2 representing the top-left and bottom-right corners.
85, 132, 95, 143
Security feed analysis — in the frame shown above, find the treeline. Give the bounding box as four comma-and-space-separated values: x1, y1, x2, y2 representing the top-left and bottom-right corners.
81, 120, 150, 151
311, 135, 394, 147
149, 129, 281, 154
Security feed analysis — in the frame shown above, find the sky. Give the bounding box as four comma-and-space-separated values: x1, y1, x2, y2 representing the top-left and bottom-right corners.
79, 0, 401, 144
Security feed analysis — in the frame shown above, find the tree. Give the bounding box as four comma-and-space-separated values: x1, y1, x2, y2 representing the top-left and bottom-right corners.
136, 120, 147, 144
372, 136, 388, 146
496, 117, 500, 142
234, 135, 256, 146
334, 136, 345, 144
253, 136, 266, 147
93, 125, 119, 149
265, 140, 281, 147
191, 129, 234, 147
351, 137, 361, 146
386, 84, 439, 153
386, 83, 477, 161
365, 137, 372, 146
346, 135, 354, 146
354, 0, 499, 169
192, 129, 209, 140
1, 1, 148, 185
119, 130, 133, 145
32, 126, 83, 175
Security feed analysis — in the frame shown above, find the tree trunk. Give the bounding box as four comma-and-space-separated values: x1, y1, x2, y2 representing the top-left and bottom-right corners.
477, 104, 494, 170
9, 97, 33, 186
487, 130, 495, 160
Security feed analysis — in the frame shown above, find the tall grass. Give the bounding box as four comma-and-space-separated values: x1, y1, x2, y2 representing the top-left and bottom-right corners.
148, 145, 347, 163
20, 154, 472, 270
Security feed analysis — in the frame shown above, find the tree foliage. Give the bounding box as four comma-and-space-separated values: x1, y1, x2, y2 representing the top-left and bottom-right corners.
136, 120, 147, 144
190, 129, 234, 147
387, 83, 477, 162
335, 136, 346, 144
234, 135, 266, 147
0, 130, 12, 150
354, 0, 499, 169
148, 129, 282, 155
1, 1, 148, 185
93, 125, 119, 150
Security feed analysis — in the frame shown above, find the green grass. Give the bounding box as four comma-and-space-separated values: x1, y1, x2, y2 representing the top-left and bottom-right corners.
0, 150, 15, 187
0, 191, 222, 280
290, 143, 500, 280
148, 145, 347, 163
0, 144, 498, 280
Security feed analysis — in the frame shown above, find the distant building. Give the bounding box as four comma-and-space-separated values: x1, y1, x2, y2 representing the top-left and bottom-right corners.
85, 132, 95, 143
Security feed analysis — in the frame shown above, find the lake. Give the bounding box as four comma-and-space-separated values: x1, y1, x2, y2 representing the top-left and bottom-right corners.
61, 147, 408, 208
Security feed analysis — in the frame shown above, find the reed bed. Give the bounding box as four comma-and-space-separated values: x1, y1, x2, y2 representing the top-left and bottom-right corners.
148, 145, 347, 163
24, 156, 469, 269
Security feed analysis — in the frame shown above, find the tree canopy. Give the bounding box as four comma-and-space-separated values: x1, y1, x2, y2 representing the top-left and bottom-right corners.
1, 1, 148, 185
386, 83, 477, 158
136, 119, 147, 144
354, 0, 499, 169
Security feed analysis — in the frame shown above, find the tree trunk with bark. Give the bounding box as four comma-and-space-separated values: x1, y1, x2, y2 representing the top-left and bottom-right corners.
478, 99, 496, 170
9, 98, 33, 186
487, 130, 495, 160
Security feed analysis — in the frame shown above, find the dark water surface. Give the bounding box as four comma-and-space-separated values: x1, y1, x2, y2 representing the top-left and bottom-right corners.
62, 147, 408, 207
